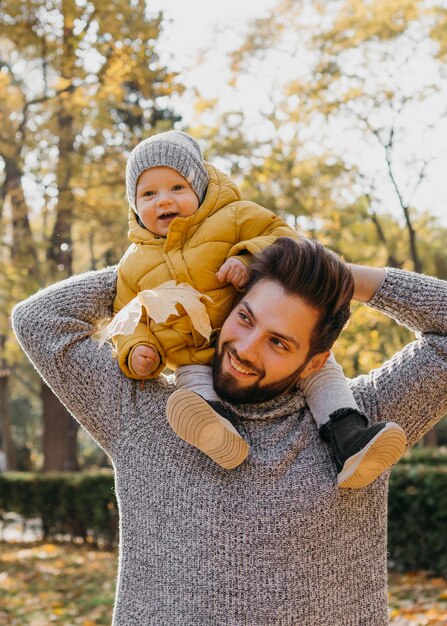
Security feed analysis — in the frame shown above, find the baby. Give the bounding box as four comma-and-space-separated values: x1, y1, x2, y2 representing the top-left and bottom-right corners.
110, 130, 406, 486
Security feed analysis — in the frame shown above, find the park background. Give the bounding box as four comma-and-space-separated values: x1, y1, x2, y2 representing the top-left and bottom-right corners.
0, 0, 447, 624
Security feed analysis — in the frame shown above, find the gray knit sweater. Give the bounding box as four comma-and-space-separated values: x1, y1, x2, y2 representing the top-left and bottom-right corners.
12, 267, 447, 626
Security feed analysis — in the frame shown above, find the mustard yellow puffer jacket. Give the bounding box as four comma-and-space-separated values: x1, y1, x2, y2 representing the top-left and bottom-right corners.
113, 162, 298, 379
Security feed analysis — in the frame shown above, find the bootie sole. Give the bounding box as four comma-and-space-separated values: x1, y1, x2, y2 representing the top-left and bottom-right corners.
166, 389, 249, 470
338, 422, 407, 488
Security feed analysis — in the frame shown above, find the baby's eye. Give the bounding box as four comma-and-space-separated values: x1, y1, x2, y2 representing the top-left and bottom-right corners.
143, 190, 155, 197
172, 184, 185, 191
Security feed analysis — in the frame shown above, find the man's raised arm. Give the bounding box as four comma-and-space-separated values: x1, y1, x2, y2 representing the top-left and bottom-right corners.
11, 267, 125, 456
348, 265, 447, 447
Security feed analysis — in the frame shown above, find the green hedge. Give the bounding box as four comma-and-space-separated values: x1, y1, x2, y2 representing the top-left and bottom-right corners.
1, 456, 447, 573
388, 446, 447, 575
398, 446, 447, 465
0, 471, 118, 547
388, 463, 447, 575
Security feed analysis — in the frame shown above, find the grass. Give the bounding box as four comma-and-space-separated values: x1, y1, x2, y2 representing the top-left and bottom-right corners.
1, 542, 447, 625
0, 542, 115, 625
388, 571, 447, 625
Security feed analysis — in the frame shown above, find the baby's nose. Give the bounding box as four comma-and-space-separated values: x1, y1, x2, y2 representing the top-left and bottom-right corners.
158, 193, 173, 205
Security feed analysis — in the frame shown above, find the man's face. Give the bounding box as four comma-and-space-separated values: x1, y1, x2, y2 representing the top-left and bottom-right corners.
213, 280, 330, 403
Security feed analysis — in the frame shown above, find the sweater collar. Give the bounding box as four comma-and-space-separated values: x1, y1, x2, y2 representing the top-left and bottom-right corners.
221, 389, 307, 422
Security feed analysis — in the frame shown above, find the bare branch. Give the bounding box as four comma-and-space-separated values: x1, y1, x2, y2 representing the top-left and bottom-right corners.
406, 159, 428, 205
79, 179, 124, 191
356, 173, 402, 268
382, 129, 422, 272
384, 137, 406, 212
406, 150, 443, 207
76, 5, 97, 37
24, 83, 77, 111
0, 176, 7, 221
18, 82, 77, 140
0, 58, 25, 90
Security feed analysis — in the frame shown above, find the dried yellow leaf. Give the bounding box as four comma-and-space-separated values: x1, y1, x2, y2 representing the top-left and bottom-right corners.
97, 281, 212, 347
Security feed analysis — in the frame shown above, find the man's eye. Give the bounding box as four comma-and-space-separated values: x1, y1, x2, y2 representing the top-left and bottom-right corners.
238, 311, 250, 323
270, 337, 287, 350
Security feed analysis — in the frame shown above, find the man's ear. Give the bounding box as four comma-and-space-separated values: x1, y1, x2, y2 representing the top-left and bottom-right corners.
298, 351, 331, 379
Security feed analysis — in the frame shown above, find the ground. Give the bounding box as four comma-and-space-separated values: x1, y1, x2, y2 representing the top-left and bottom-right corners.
1, 542, 447, 625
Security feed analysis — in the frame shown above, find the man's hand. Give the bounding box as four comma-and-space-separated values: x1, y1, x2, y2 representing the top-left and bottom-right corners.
216, 258, 249, 289
130, 345, 160, 378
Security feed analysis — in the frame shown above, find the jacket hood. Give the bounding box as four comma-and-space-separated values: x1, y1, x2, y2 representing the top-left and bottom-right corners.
127, 162, 241, 244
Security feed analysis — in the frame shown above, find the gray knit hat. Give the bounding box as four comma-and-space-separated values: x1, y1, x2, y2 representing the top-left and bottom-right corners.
126, 130, 209, 212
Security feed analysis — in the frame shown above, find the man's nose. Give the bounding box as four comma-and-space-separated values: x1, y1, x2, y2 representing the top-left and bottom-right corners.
235, 333, 260, 364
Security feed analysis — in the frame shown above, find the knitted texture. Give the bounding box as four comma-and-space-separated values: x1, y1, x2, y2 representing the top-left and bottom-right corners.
126, 130, 209, 210
11, 267, 447, 626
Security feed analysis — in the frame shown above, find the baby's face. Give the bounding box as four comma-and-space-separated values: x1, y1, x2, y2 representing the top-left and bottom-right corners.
135, 166, 199, 237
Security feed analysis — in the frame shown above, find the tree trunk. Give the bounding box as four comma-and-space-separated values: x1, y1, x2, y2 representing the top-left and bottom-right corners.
2, 156, 34, 472
47, 103, 74, 278
384, 147, 423, 274
368, 210, 402, 269
42, 4, 79, 471
0, 336, 16, 470
42, 382, 79, 471
401, 203, 422, 274
43, 132, 78, 469
422, 429, 438, 447
4, 156, 39, 271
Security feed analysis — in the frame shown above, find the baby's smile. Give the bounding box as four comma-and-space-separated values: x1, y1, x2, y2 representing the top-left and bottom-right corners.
158, 212, 178, 222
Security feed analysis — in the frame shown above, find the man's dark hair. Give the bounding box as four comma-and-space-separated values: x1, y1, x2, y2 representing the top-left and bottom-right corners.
246, 237, 354, 358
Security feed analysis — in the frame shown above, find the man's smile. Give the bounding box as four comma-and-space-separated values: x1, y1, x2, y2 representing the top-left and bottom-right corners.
225, 346, 260, 379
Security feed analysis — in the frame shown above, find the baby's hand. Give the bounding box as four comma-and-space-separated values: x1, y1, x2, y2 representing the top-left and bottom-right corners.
216, 258, 249, 289
130, 345, 160, 378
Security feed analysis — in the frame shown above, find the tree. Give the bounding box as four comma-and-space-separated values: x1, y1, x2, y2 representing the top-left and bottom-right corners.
226, 0, 446, 272
0, 0, 183, 470
191, 0, 446, 444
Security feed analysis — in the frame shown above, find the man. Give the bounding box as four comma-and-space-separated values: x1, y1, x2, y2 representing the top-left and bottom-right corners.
167, 237, 406, 487
12, 237, 447, 625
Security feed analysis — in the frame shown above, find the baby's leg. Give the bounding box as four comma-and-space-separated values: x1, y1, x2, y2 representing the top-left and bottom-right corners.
173, 364, 219, 402
167, 365, 249, 470
300, 354, 406, 489
299, 353, 358, 428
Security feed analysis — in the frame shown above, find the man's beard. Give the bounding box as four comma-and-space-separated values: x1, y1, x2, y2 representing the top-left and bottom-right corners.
212, 341, 308, 404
